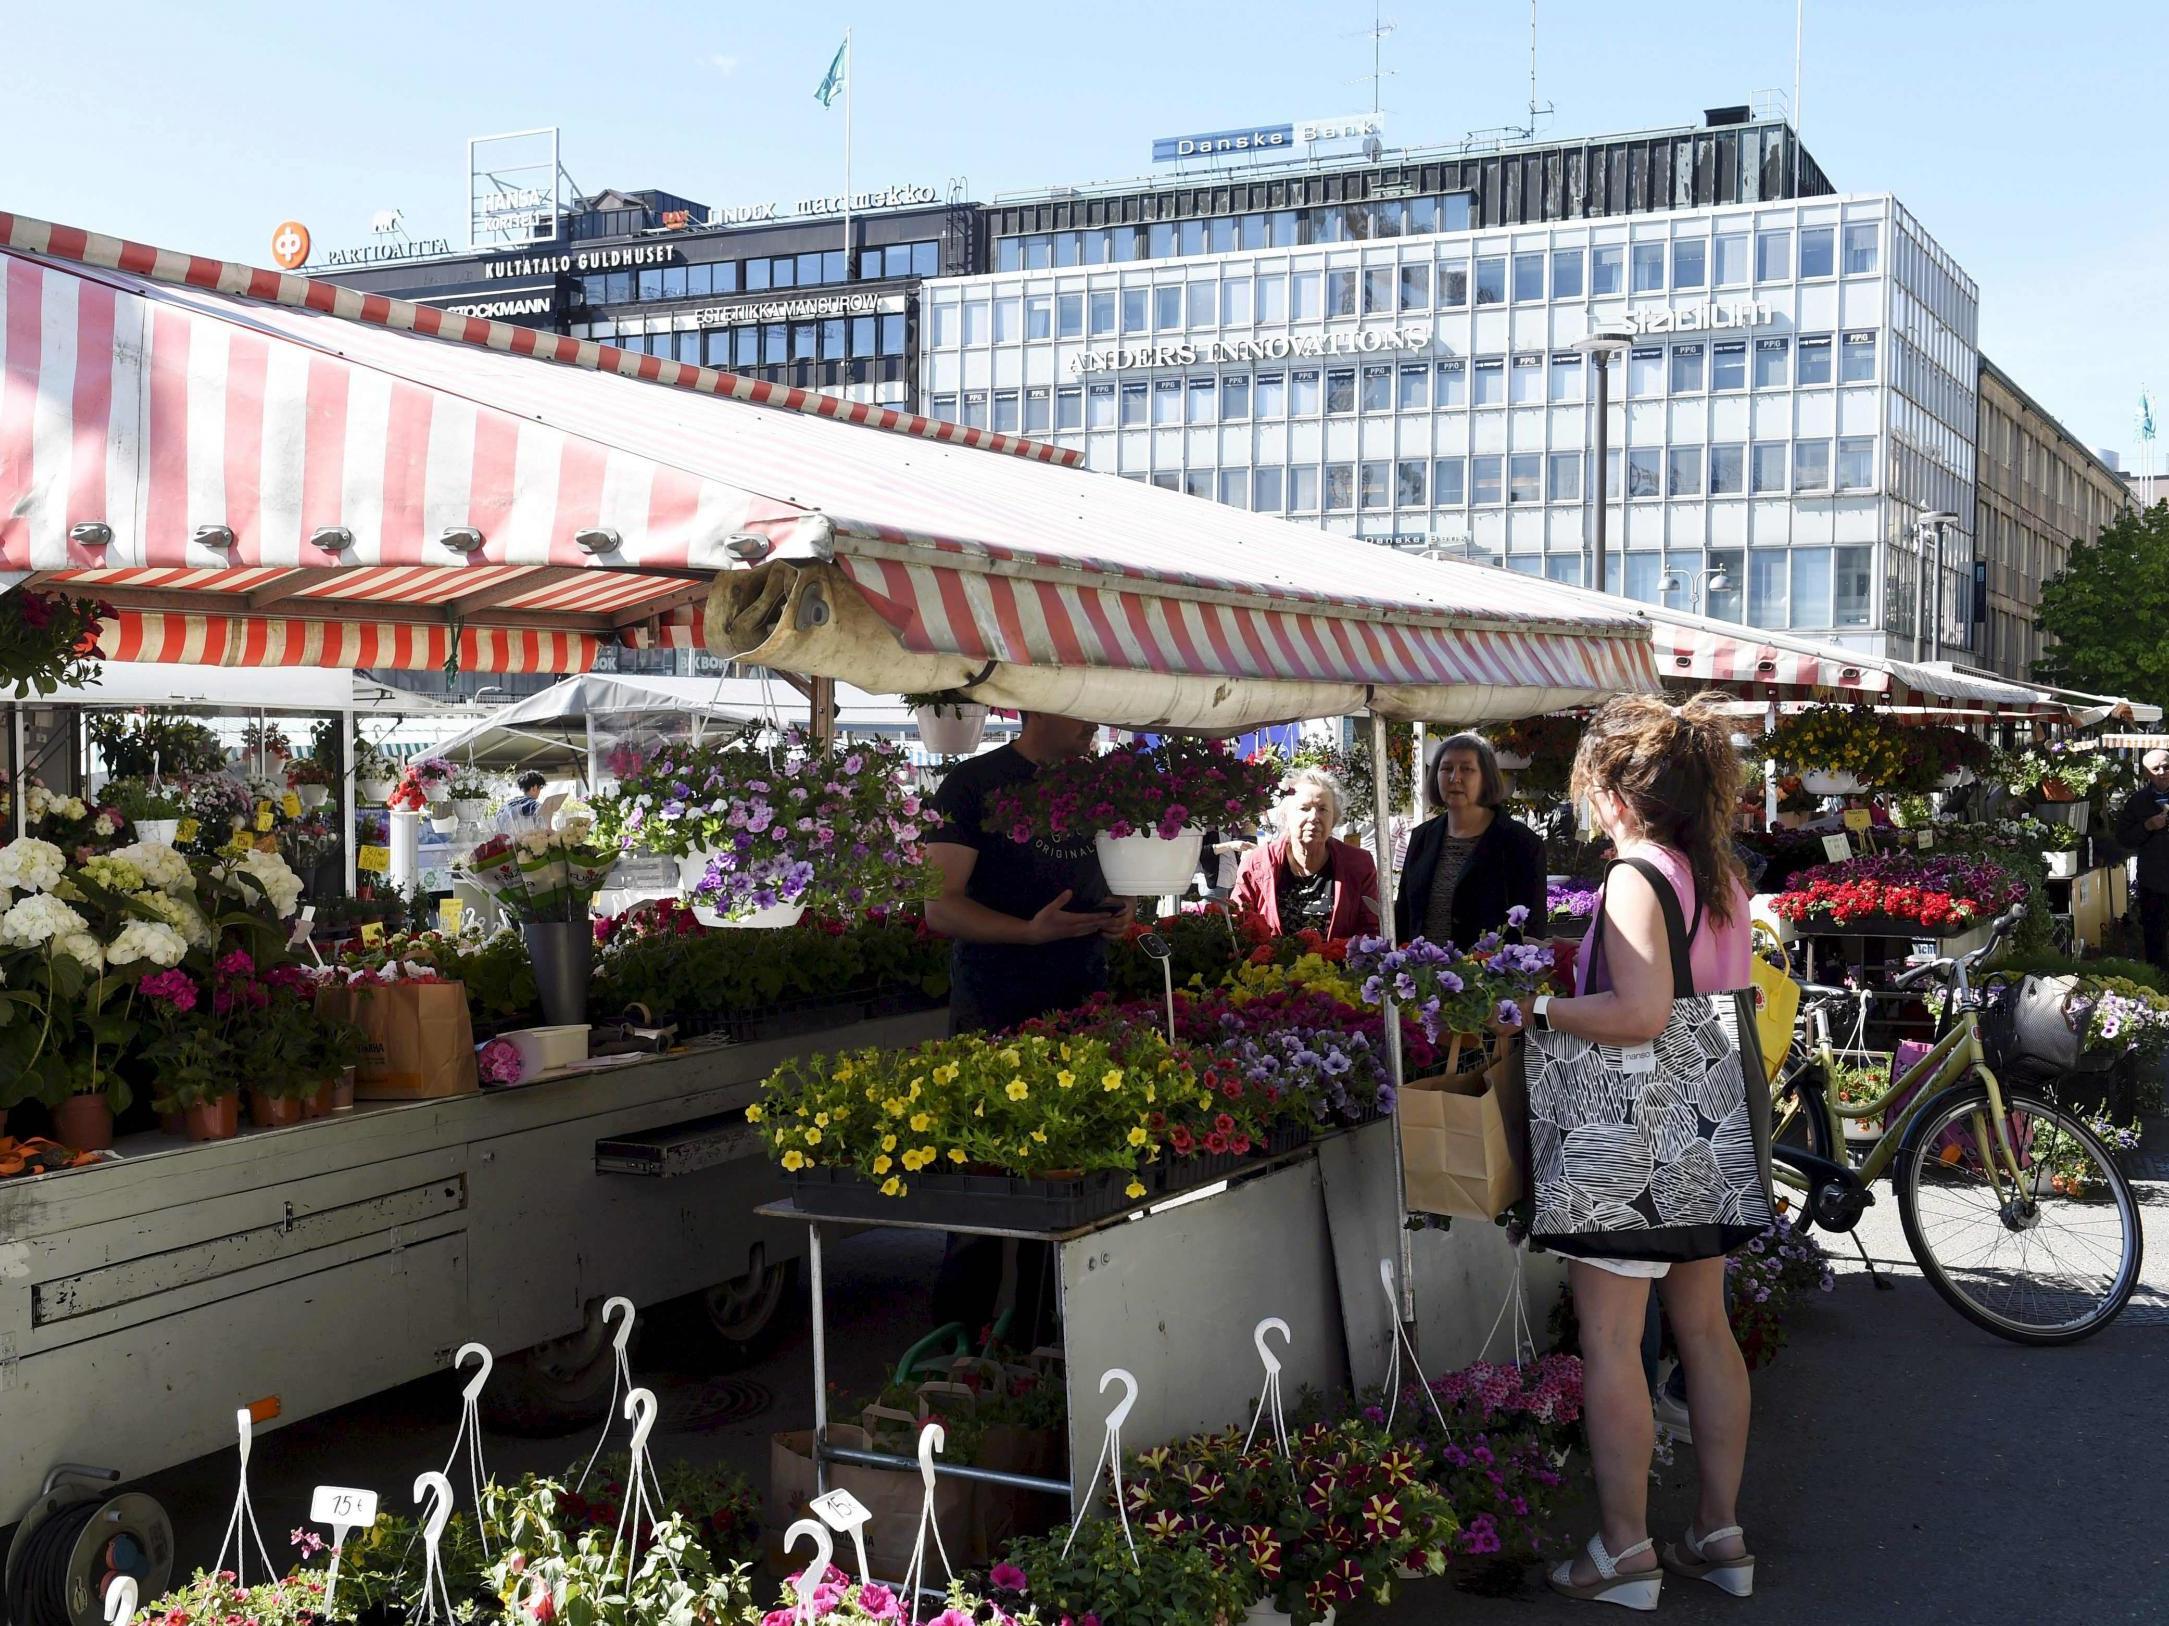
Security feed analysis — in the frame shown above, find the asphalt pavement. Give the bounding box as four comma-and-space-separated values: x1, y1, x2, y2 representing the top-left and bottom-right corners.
115, 1156, 2169, 1626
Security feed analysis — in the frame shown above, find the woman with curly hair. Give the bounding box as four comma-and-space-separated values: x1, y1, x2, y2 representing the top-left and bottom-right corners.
1507, 693, 1759, 1609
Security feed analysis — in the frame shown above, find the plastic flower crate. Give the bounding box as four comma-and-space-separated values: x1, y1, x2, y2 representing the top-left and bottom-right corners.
1263, 1119, 1315, 1157
787, 1164, 1151, 1232
1151, 1146, 1248, 1196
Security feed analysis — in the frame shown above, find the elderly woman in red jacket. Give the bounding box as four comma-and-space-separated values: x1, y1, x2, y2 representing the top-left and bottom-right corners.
1231, 765, 1380, 940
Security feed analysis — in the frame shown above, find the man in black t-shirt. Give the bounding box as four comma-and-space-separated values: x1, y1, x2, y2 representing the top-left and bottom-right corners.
925, 712, 1131, 1035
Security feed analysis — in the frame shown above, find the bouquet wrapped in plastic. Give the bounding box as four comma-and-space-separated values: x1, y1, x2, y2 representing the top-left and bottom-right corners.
460, 811, 616, 924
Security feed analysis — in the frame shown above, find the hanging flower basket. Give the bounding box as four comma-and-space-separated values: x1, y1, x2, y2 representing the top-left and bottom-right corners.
1094, 828, 1205, 896
1491, 749, 1534, 772
296, 784, 331, 810
134, 818, 180, 846
359, 777, 395, 803
913, 701, 989, 756
694, 899, 807, 930
2038, 777, 2078, 803
428, 813, 461, 838
1800, 770, 1863, 797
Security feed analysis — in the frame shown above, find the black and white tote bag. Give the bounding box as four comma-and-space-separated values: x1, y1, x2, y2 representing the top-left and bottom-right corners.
1525, 858, 1774, 1261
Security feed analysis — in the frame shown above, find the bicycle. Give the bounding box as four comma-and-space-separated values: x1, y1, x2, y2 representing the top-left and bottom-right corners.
1766, 904, 2143, 1345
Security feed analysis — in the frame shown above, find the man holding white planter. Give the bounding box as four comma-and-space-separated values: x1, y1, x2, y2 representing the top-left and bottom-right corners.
924, 712, 1132, 1036
2112, 749, 2169, 972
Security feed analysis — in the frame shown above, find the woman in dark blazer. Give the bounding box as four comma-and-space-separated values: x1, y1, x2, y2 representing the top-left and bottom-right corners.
1394, 732, 1546, 945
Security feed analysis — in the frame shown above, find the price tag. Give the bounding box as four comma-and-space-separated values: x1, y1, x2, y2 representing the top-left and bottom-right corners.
1842, 808, 1873, 833
1918, 830, 1933, 851
288, 904, 317, 949
255, 802, 275, 832
282, 791, 303, 818
357, 845, 391, 874
310, 1485, 379, 1527
1618, 1041, 1657, 1076
810, 1488, 872, 1533
360, 921, 384, 946
438, 898, 465, 936
1821, 834, 1853, 863
175, 817, 200, 844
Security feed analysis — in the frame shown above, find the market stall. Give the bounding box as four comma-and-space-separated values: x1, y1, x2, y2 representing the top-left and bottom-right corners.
0, 207, 1663, 1570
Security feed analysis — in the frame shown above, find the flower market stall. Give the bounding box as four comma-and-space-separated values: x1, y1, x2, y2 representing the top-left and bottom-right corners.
0, 206, 1665, 1578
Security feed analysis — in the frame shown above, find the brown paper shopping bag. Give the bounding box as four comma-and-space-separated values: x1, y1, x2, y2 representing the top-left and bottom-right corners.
1398, 1034, 1527, 1220
767, 1422, 973, 1578
321, 981, 480, 1100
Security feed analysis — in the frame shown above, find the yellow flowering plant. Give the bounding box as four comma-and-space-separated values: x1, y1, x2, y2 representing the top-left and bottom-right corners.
1756, 704, 1909, 786
750, 1029, 1211, 1201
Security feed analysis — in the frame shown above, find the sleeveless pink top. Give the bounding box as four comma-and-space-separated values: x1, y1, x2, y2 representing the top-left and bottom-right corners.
1575, 842, 1752, 996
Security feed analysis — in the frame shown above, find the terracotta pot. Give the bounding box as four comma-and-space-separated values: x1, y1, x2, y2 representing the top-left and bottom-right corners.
332, 1066, 356, 1113
52, 1093, 115, 1152
250, 1090, 306, 1129
2039, 777, 2077, 803
161, 1110, 186, 1137
183, 1094, 241, 1141
303, 1078, 336, 1119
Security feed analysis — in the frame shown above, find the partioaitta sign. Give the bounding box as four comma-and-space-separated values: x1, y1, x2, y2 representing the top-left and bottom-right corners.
1069, 323, 1432, 375
1619, 301, 1775, 336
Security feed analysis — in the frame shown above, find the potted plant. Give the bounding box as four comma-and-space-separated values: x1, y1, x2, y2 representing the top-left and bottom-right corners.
611, 726, 934, 928
987, 736, 1281, 899
1756, 704, 1907, 796
481, 1475, 752, 1626
459, 812, 620, 1026
305, 1012, 367, 1116
353, 733, 397, 802
107, 776, 187, 845
2003, 743, 2128, 831
239, 719, 293, 769
1769, 850, 2027, 938
905, 689, 992, 756
0, 588, 109, 698
411, 754, 457, 804
450, 771, 494, 823
86, 709, 227, 779
990, 1516, 1248, 1626
286, 755, 336, 809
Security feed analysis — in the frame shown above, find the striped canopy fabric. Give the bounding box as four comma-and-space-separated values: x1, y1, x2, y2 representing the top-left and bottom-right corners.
0, 210, 1656, 714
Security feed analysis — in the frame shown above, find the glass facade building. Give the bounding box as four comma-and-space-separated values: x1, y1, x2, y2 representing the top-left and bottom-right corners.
926, 186, 1977, 653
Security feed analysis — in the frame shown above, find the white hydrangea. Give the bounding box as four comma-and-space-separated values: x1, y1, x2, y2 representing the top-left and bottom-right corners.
107, 920, 188, 969
111, 841, 194, 894
136, 888, 214, 948
53, 931, 105, 971
0, 838, 67, 894
219, 848, 303, 919
0, 892, 88, 948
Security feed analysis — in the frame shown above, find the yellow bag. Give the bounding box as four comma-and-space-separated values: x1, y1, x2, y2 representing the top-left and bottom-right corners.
1749, 930, 1799, 1085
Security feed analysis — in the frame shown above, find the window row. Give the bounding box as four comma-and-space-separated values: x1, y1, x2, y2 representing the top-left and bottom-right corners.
578, 240, 941, 310
1027, 438, 1878, 510
604, 313, 907, 366
927, 335, 1876, 429
992, 196, 1477, 271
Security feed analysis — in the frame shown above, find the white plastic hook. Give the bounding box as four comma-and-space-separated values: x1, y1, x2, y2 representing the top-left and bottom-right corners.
786, 1519, 835, 1625
1379, 1257, 1451, 1439
1243, 1319, 1294, 1460
1100, 1368, 1139, 1433
454, 1342, 494, 1403
577, 1299, 643, 1495
917, 1422, 946, 1491
1253, 1318, 1290, 1376
899, 1425, 955, 1624
624, 1386, 657, 1459
604, 1296, 636, 1354
411, 1472, 457, 1625
104, 1576, 138, 1626
213, 1407, 275, 1586
234, 1407, 254, 1469
414, 1472, 453, 1544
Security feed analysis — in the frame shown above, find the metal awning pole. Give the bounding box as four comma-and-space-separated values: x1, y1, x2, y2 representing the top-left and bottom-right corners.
10, 703, 24, 840
1366, 702, 1415, 1325
341, 703, 357, 898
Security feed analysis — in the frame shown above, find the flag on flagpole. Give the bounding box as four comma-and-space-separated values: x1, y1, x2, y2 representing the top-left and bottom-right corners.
2141, 392, 2156, 442
816, 37, 848, 106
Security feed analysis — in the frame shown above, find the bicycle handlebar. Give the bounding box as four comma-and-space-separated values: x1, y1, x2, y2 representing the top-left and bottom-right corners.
1889, 903, 2027, 992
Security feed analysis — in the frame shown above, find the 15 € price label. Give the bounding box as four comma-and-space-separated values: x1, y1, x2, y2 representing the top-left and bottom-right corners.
357, 845, 391, 874
282, 791, 303, 818
255, 801, 275, 832
310, 1485, 379, 1528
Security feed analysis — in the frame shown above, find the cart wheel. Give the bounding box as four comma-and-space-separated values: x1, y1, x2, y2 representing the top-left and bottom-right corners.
480, 1298, 639, 1437
699, 1249, 801, 1368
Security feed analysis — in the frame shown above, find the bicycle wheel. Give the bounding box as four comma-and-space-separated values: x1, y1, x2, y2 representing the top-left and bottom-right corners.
1894, 1083, 2142, 1345
1768, 1055, 1835, 1229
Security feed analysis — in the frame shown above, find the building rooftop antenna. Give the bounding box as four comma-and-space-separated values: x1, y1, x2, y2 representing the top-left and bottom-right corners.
1527, 0, 1556, 138
1347, 0, 1396, 119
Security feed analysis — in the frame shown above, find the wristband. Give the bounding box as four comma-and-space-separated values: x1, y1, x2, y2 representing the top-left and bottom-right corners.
1531, 994, 1553, 1033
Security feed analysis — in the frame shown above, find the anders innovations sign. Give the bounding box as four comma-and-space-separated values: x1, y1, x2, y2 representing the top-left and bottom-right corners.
1069, 322, 1430, 375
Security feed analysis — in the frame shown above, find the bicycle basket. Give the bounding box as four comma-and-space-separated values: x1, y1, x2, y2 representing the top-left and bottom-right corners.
1978, 975, 2113, 1084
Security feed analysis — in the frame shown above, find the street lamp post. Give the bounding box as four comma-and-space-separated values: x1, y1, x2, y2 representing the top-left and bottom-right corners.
1573, 320, 1634, 594
1660, 566, 1733, 618
1912, 511, 1959, 662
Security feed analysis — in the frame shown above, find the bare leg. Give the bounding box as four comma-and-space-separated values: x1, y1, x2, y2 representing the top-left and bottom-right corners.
1563, 1262, 1662, 1583
1657, 1256, 1750, 1559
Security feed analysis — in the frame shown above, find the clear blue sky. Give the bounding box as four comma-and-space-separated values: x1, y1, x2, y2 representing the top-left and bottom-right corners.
4, 0, 2158, 458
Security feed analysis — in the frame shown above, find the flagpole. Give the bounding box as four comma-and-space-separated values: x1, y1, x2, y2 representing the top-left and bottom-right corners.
842, 27, 854, 282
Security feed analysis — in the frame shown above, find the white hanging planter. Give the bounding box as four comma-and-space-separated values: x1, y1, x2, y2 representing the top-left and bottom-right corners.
1799, 769, 1863, 797
915, 703, 989, 757
420, 780, 453, 805
135, 818, 180, 846
693, 899, 807, 930
1934, 771, 1965, 791
1095, 828, 1204, 896
2044, 849, 2081, 880
296, 784, 330, 810
359, 778, 395, 803
1245, 1600, 1333, 1626
678, 850, 722, 893
1492, 749, 1534, 771
428, 814, 461, 838
454, 797, 491, 823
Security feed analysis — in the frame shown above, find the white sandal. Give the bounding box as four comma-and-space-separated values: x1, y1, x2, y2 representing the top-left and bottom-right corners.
1546, 1533, 1663, 1610
1662, 1523, 1755, 1596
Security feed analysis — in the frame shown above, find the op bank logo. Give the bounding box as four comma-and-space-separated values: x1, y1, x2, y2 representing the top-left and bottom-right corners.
1152, 113, 1384, 163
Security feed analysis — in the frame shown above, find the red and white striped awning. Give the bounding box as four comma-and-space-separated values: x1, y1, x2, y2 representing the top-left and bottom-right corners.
1, 210, 1656, 718
1651, 621, 1891, 695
